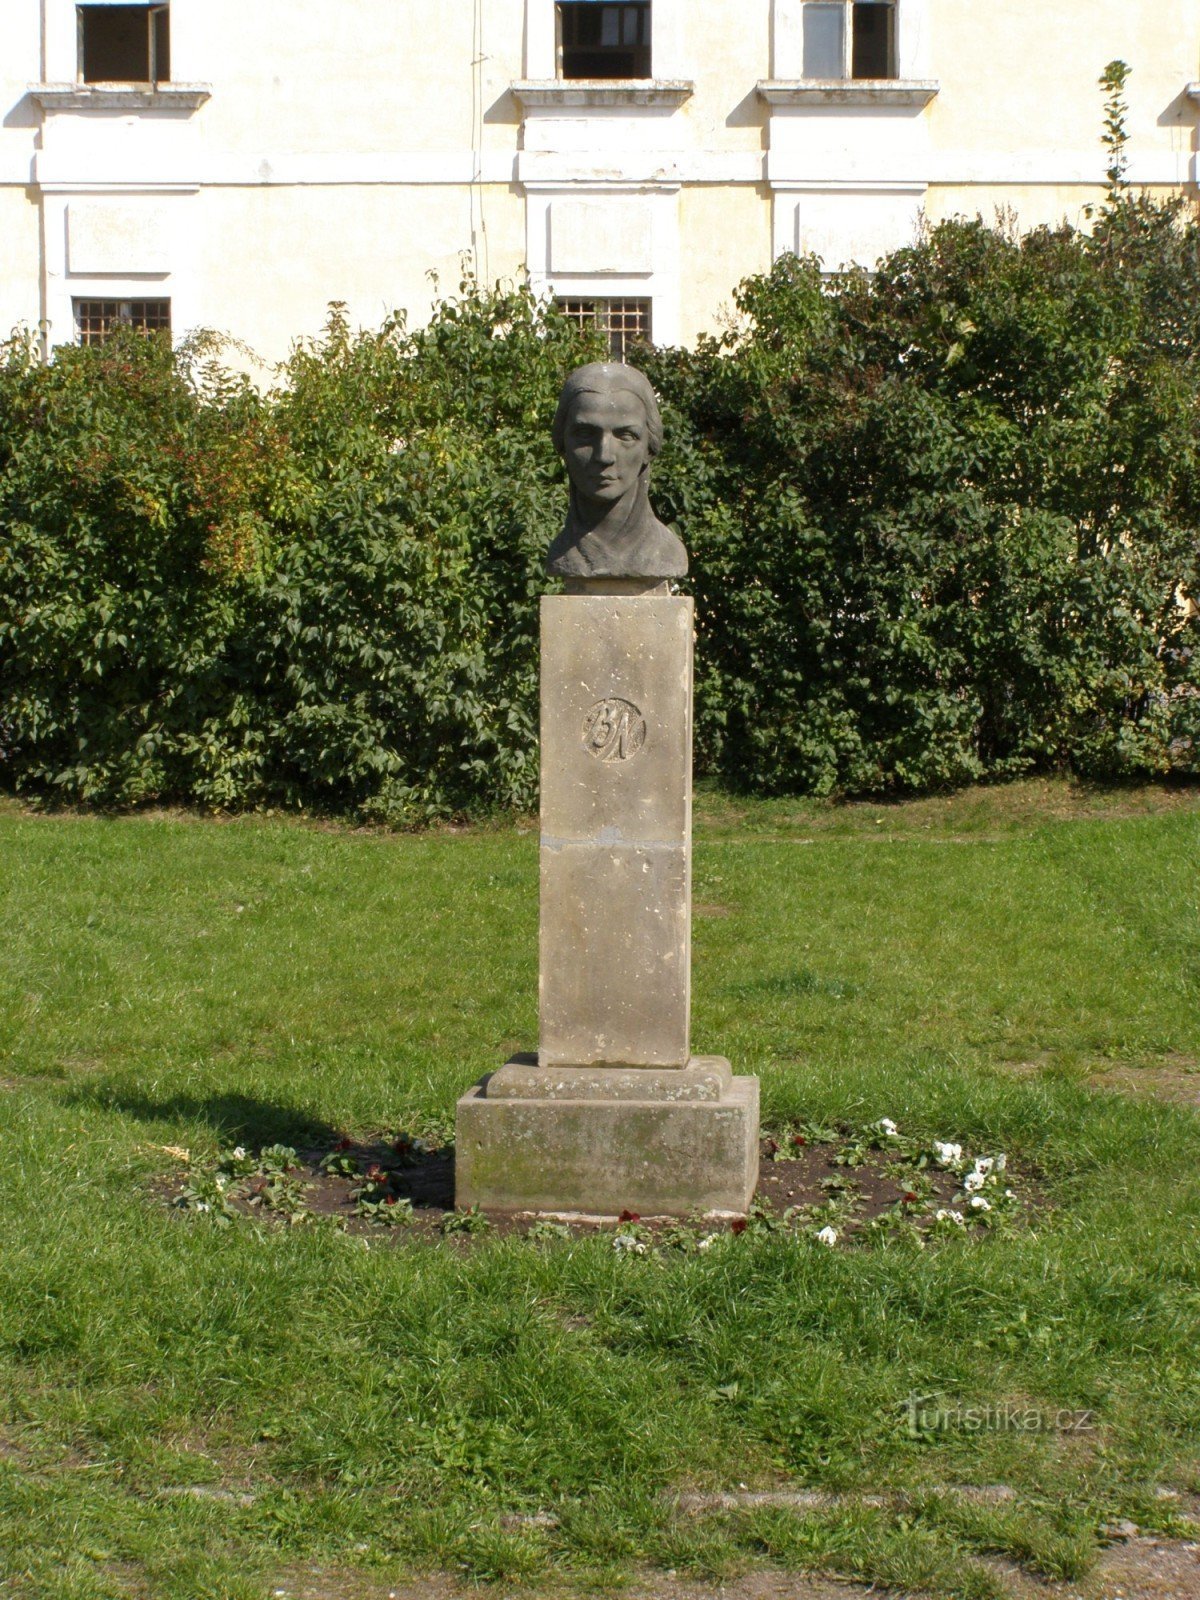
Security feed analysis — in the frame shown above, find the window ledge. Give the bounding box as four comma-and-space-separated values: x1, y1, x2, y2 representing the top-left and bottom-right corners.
30, 82, 212, 112
512, 79, 694, 110
756, 78, 939, 108
1187, 82, 1200, 105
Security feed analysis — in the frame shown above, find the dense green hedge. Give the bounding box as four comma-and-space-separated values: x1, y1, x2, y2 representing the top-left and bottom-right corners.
2, 195, 1198, 819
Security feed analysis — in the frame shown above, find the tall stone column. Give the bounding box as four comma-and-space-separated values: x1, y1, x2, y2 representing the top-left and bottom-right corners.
455, 364, 759, 1217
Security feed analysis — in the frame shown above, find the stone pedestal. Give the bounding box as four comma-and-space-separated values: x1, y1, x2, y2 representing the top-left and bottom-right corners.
455, 590, 759, 1217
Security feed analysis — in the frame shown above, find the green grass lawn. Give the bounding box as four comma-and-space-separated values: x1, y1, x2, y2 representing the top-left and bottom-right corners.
1, 781, 1199, 1600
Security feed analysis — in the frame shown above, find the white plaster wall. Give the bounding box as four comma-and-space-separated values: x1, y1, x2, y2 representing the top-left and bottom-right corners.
678, 183, 772, 339
187, 183, 526, 363
0, 192, 42, 340
0, 5, 42, 339
925, 0, 1198, 187
0, 0, 1196, 356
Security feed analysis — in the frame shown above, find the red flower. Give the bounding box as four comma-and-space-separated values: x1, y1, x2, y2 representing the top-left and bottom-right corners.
903, 1192, 918, 1204
765, 1138, 779, 1157
334, 1137, 352, 1152
792, 1134, 807, 1147
618, 1209, 640, 1224
730, 1217, 748, 1235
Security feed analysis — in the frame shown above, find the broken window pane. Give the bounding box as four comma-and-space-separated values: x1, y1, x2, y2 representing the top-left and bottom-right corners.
852, 1, 895, 78
802, 3, 845, 78
559, 2, 651, 79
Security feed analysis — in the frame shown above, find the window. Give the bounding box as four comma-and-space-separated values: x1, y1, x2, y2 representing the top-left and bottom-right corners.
801, 1, 895, 80
75, 299, 171, 346
556, 298, 652, 359
558, 2, 651, 80
79, 4, 170, 84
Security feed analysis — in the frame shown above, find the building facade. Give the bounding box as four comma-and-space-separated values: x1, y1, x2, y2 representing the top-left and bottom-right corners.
1, 0, 1198, 363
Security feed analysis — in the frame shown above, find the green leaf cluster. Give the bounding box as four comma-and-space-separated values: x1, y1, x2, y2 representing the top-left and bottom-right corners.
1, 203, 1197, 816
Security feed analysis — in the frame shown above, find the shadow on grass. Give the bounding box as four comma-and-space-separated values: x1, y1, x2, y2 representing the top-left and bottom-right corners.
723, 969, 861, 1001
63, 1083, 341, 1150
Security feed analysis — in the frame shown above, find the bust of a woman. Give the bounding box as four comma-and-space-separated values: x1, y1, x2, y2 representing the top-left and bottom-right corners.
545, 362, 688, 581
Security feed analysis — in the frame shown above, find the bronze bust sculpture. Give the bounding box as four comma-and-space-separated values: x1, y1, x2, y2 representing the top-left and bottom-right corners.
546, 362, 688, 580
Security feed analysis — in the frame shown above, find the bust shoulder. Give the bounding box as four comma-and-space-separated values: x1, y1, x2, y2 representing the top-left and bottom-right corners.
547, 514, 687, 580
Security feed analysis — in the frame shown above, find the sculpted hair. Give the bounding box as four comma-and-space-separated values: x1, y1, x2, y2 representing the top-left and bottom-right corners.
552, 363, 663, 458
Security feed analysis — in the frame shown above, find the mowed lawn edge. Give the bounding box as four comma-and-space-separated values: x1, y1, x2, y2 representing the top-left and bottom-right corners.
1, 783, 1198, 1600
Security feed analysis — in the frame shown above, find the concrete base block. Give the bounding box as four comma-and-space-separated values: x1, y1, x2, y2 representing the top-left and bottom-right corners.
455, 1059, 759, 1217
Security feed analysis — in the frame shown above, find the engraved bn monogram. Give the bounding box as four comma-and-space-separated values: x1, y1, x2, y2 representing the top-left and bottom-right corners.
582, 698, 646, 762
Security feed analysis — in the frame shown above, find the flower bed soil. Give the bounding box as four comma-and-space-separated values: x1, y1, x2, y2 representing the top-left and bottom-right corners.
168, 1127, 1021, 1246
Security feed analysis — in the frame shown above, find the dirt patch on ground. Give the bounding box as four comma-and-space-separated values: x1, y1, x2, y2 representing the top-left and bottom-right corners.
268, 1540, 1200, 1600
1087, 1059, 1200, 1110
273, 1574, 888, 1600
991, 1534, 1200, 1600
993, 1053, 1200, 1113
166, 1131, 1011, 1247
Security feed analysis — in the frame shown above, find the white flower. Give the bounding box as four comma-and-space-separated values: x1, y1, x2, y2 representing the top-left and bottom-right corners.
963, 1171, 986, 1194
994, 1153, 1007, 1172
815, 1226, 839, 1247
935, 1209, 966, 1226
613, 1234, 647, 1255
232, 1146, 247, 1161
969, 1196, 991, 1212
697, 1234, 719, 1252
933, 1142, 963, 1168
875, 1118, 899, 1138
1004, 1188, 1017, 1200
973, 1157, 995, 1179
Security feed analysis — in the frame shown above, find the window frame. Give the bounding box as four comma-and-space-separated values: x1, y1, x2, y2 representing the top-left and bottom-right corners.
801, 0, 897, 81
77, 2, 170, 86
556, 1, 652, 81
555, 296, 653, 360
74, 297, 172, 346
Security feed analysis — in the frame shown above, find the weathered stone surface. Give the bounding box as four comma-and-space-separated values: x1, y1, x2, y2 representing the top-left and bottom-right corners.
455, 1070, 759, 1217
486, 1054, 733, 1102
539, 592, 692, 1068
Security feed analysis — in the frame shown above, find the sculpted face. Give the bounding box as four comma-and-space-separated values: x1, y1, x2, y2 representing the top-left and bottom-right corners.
562, 389, 651, 508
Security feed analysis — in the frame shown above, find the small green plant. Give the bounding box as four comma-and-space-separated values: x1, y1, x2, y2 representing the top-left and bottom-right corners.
215, 1145, 258, 1178
1099, 59, 1132, 192
319, 1147, 360, 1177
258, 1143, 299, 1174
246, 1171, 311, 1221
355, 1193, 414, 1227
526, 1219, 571, 1242
440, 1205, 491, 1236
745, 1200, 784, 1235
175, 1170, 238, 1223
657, 1221, 699, 1253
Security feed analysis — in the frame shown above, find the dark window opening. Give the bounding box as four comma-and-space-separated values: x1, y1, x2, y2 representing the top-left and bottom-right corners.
801, 0, 896, 79
75, 299, 171, 346
556, 298, 652, 360
558, 2, 651, 80
852, 1, 895, 78
79, 4, 170, 84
